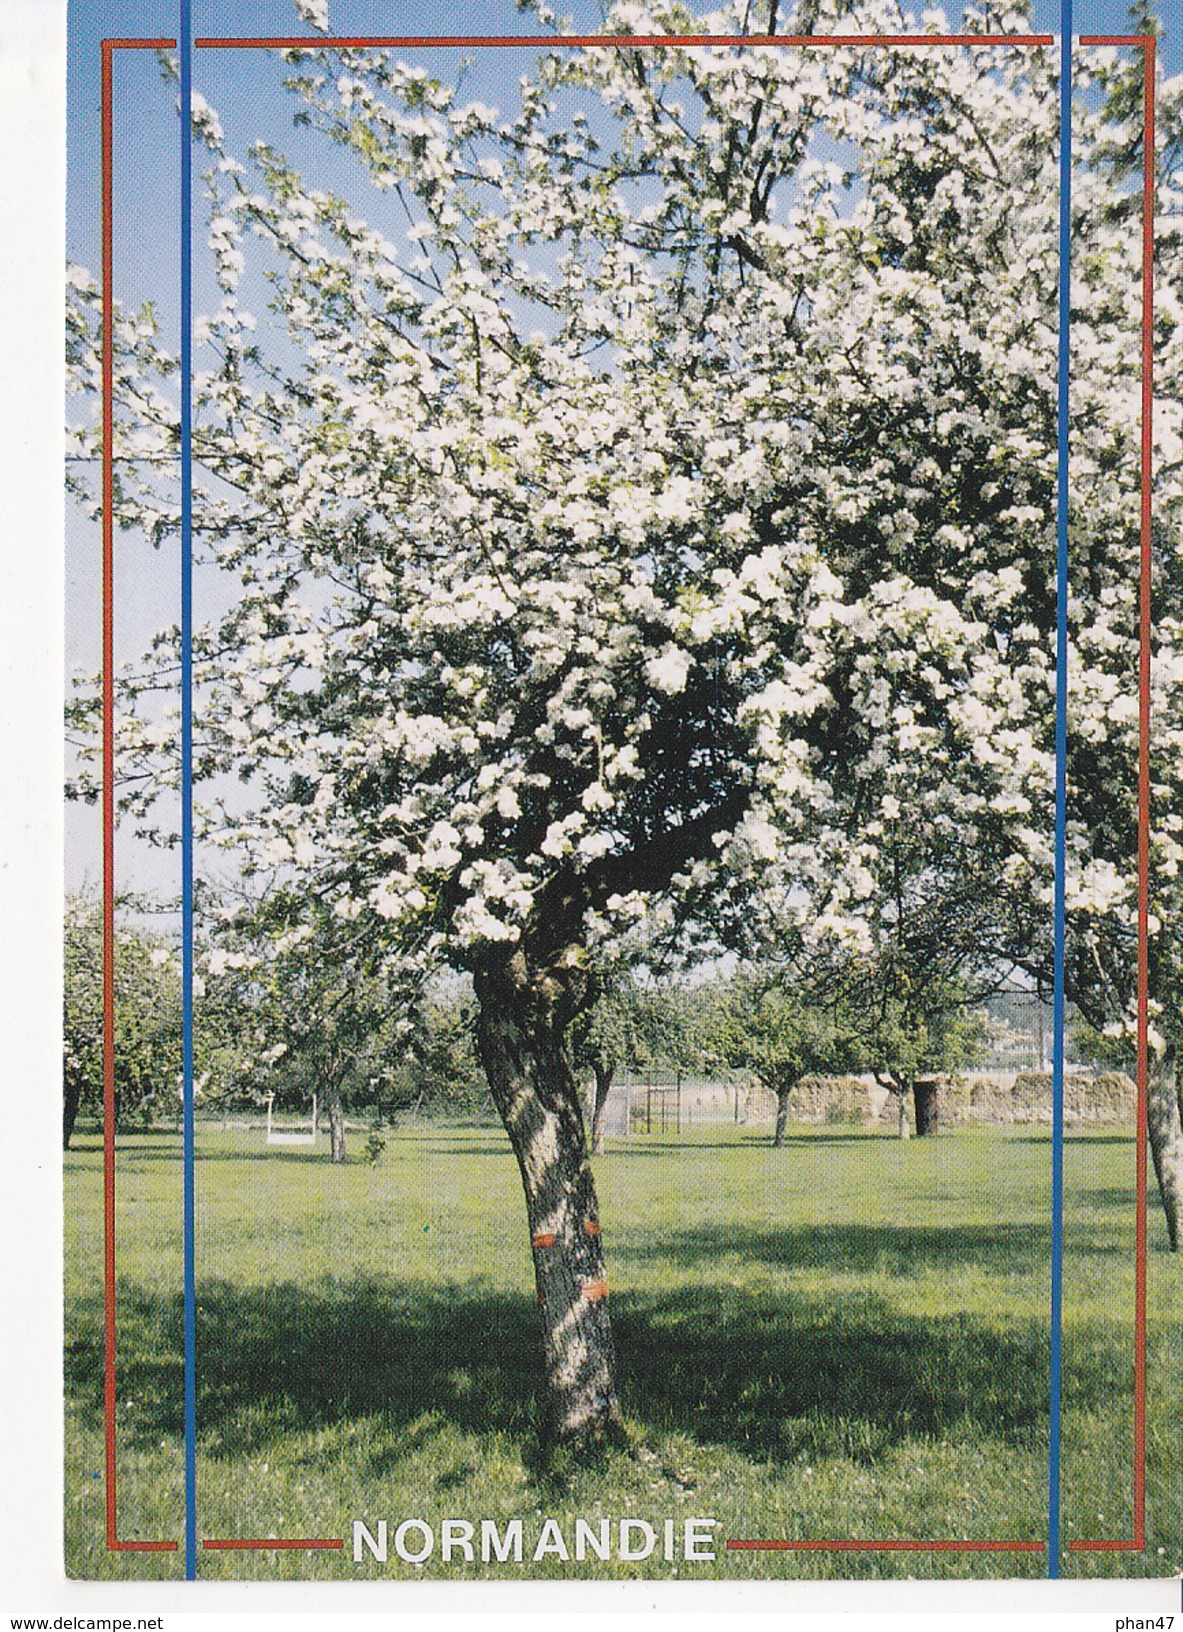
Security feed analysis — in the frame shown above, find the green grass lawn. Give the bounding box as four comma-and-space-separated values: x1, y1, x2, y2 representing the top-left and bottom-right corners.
63, 1120, 1180, 1581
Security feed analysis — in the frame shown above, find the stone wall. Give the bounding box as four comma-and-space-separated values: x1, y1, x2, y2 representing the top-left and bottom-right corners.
785, 1069, 1135, 1127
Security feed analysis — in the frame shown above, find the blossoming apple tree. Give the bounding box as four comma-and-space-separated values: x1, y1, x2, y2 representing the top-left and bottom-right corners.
67, 0, 1183, 1447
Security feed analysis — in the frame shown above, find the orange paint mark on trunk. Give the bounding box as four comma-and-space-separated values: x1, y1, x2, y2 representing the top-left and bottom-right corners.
583, 1219, 601, 1236
532, 1231, 557, 1248
582, 1279, 609, 1302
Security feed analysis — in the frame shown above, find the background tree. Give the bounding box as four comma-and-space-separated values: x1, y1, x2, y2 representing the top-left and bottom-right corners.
851, 960, 988, 1136
63, 898, 182, 1147
1074, 996, 1183, 1252
572, 969, 709, 1149
65, 0, 1183, 1441
714, 968, 863, 1146
569, 969, 638, 1154
1142, 1020, 1183, 1251
203, 889, 405, 1161
390, 979, 491, 1120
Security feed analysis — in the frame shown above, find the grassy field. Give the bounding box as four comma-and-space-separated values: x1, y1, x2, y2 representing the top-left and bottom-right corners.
63, 1120, 1180, 1581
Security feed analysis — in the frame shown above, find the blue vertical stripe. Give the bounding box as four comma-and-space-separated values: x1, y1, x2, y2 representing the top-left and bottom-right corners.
180, 0, 197, 1583
1050, 10, 1073, 1583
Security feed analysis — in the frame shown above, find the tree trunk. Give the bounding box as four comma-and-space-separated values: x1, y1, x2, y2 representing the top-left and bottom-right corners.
1148, 1051, 1182, 1252
475, 951, 624, 1455
897, 1092, 911, 1140
773, 1088, 791, 1148
913, 1076, 939, 1137
63, 1080, 83, 1150
327, 1088, 347, 1164
590, 1059, 613, 1155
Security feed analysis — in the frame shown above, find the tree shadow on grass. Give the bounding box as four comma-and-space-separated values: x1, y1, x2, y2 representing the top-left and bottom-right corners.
65, 1256, 1096, 1473
609, 1220, 1056, 1278
407, 1137, 514, 1158
1066, 1186, 1138, 1210
604, 1132, 882, 1155
74, 1136, 518, 1164
191, 1149, 337, 1165
66, 1136, 184, 1159
612, 1284, 1052, 1463
1008, 1133, 1132, 1146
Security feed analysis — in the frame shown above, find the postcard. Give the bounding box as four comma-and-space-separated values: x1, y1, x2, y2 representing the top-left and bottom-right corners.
61, 0, 1182, 1592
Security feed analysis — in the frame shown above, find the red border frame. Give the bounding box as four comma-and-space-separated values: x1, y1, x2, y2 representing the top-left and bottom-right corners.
98, 27, 1155, 1564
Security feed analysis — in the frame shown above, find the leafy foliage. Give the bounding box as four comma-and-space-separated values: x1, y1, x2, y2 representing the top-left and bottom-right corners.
711, 970, 862, 1097
63, 899, 183, 1138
